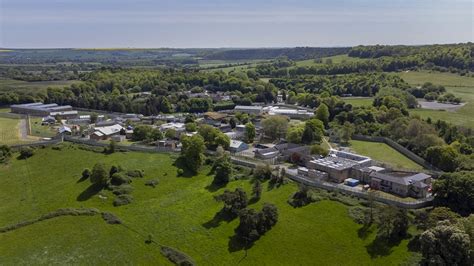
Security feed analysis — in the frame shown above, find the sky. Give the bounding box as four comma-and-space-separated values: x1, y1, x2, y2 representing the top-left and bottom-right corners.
0, 0, 472, 48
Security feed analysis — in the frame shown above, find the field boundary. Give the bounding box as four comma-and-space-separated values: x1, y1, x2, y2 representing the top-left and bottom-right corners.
352, 134, 438, 171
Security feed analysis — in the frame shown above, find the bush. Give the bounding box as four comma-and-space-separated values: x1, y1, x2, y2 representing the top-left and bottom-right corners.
111, 185, 134, 195
113, 194, 134, 206
145, 179, 159, 188
160, 246, 195, 266
101, 212, 122, 224
126, 169, 144, 178
111, 172, 132, 186
81, 168, 91, 179
19, 146, 34, 159
177, 169, 184, 176
0, 145, 12, 163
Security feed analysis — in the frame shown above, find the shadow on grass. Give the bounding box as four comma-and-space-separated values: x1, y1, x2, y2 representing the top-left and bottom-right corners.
357, 224, 374, 240
248, 197, 260, 206
202, 209, 236, 229
172, 157, 197, 178
228, 234, 254, 253
205, 181, 227, 192
366, 234, 409, 258
76, 175, 89, 183
77, 183, 103, 201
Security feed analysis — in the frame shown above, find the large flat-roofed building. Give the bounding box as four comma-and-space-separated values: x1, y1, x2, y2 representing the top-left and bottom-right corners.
11, 102, 78, 118
267, 107, 314, 119
233, 105, 263, 115
307, 150, 372, 183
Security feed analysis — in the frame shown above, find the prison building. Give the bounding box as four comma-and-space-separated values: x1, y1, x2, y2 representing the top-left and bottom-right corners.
11, 102, 78, 118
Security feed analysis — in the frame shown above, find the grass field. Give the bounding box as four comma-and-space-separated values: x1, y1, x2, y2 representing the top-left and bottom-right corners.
0, 117, 23, 145
349, 140, 424, 170
0, 79, 79, 94
0, 145, 416, 265
294, 54, 367, 67
342, 97, 374, 107
394, 71, 474, 128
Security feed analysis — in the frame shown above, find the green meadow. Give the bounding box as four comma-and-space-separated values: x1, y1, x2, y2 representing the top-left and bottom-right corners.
0, 145, 416, 265
349, 140, 424, 170
395, 71, 474, 128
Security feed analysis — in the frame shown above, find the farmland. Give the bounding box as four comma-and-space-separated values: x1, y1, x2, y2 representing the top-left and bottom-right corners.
0, 145, 416, 265
349, 140, 424, 170
294, 54, 367, 67
395, 71, 474, 128
0, 79, 79, 94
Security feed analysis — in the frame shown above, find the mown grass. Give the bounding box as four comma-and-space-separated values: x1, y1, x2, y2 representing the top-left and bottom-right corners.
394, 71, 474, 128
0, 79, 79, 94
0, 145, 416, 265
343, 97, 374, 107
294, 54, 367, 67
349, 140, 424, 170
0, 117, 22, 145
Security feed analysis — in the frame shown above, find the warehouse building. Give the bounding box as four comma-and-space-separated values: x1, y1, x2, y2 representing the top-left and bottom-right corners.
11, 102, 78, 118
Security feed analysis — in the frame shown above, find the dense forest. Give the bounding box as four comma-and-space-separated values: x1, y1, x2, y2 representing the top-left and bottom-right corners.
349, 43, 473, 71
203, 47, 350, 60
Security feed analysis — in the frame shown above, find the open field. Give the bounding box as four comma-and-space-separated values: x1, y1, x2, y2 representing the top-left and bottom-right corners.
394, 71, 474, 128
0, 79, 79, 94
0, 145, 416, 265
349, 140, 424, 170
342, 97, 374, 107
0, 117, 23, 145
294, 54, 367, 67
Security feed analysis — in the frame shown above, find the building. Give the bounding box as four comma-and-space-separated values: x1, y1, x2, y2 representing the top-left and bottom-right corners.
254, 147, 280, 160
307, 150, 372, 183
41, 116, 56, 125
267, 107, 314, 119
233, 105, 263, 115
297, 167, 329, 180
353, 167, 432, 198
229, 140, 249, 153
159, 122, 186, 138
11, 102, 78, 118
111, 135, 126, 142
275, 143, 311, 163
90, 124, 123, 140
203, 112, 228, 126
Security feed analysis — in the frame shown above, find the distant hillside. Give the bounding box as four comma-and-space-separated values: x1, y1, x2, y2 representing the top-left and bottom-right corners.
204, 47, 350, 60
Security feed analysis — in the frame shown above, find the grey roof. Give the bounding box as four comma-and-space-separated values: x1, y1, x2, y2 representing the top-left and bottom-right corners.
234, 105, 262, 110
370, 171, 431, 186
311, 156, 359, 170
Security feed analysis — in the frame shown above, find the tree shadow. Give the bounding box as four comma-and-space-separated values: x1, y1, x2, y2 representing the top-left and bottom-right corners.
407, 235, 421, 252
228, 234, 254, 253
205, 182, 227, 192
248, 197, 260, 206
77, 183, 103, 201
365, 235, 405, 258
357, 224, 374, 240
76, 175, 89, 183
202, 209, 236, 229
172, 157, 196, 178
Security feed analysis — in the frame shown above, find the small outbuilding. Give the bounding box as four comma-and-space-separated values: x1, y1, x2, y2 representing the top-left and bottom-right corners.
229, 140, 249, 153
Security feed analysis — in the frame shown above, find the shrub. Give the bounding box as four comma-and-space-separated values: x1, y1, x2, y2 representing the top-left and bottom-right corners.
0, 145, 12, 163
145, 179, 159, 188
19, 146, 34, 159
81, 168, 91, 179
126, 169, 144, 178
160, 246, 195, 266
113, 194, 134, 206
177, 169, 184, 176
111, 185, 134, 195
101, 212, 122, 224
111, 172, 132, 186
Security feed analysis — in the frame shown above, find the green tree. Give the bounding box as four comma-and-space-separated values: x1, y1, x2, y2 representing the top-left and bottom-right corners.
262, 115, 288, 141
132, 125, 152, 141
433, 171, 474, 215
185, 122, 197, 132
252, 180, 263, 200
180, 134, 206, 173
245, 122, 256, 143
286, 123, 304, 143
376, 206, 409, 240
213, 154, 233, 185
315, 103, 330, 126
420, 223, 471, 266
214, 188, 248, 216
165, 128, 177, 139
302, 119, 324, 144
90, 163, 109, 186
19, 146, 34, 159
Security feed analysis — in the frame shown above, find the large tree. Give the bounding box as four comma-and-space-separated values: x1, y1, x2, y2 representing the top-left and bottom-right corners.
315, 103, 330, 126
262, 115, 288, 141
214, 188, 248, 216
180, 134, 206, 173
420, 223, 471, 265
245, 122, 256, 143
90, 163, 109, 186
433, 171, 474, 216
